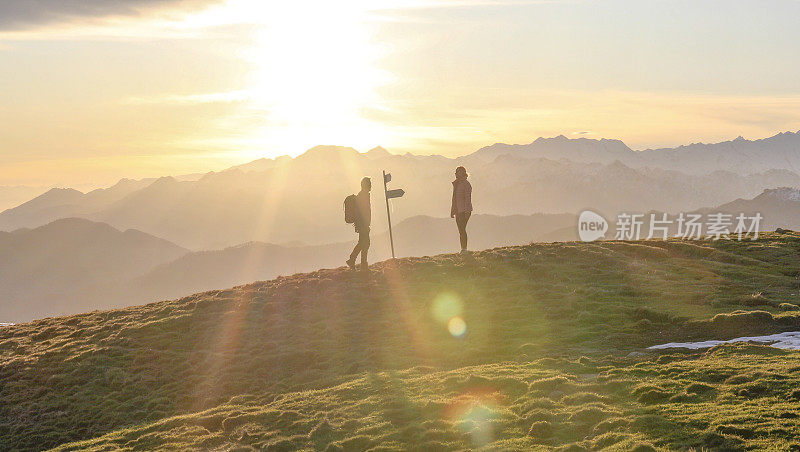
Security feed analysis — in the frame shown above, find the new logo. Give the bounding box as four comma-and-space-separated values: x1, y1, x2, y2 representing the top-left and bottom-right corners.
578, 210, 608, 242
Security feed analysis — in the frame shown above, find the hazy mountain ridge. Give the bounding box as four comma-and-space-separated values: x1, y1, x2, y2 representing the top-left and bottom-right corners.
0, 213, 576, 322
474, 130, 800, 176
474, 155, 800, 216
3, 133, 800, 249
568, 187, 800, 241
470, 135, 633, 165
0, 178, 156, 231
12, 180, 800, 323
0, 218, 188, 322
0, 185, 49, 212
698, 186, 800, 232
636, 131, 800, 175
0, 132, 800, 250
0, 173, 206, 233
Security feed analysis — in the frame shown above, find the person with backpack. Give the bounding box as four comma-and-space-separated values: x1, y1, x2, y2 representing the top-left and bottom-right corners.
451, 166, 472, 254
345, 177, 372, 271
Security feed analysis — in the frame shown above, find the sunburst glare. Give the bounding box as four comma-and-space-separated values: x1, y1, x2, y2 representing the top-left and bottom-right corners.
232, 0, 396, 153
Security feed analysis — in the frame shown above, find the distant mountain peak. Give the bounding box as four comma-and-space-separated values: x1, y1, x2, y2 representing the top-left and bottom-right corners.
760, 187, 800, 202
38, 217, 118, 233
471, 134, 634, 166
532, 135, 570, 143
224, 155, 294, 174
297, 145, 360, 161
305, 145, 358, 153
44, 187, 83, 196
152, 176, 177, 185
5, 187, 85, 212
364, 146, 391, 159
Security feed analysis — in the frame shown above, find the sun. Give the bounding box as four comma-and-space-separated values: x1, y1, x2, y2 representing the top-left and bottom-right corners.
218, 0, 397, 155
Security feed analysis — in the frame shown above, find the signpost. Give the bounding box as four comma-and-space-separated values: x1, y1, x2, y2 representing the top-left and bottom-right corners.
382, 170, 405, 258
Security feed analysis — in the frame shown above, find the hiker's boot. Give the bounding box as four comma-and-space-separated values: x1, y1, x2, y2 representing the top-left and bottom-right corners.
360, 262, 369, 272
346, 258, 356, 270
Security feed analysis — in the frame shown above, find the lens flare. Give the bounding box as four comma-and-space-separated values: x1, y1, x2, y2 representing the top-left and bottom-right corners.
447, 316, 467, 337
445, 388, 506, 448
460, 403, 495, 446
432, 292, 468, 337
432, 292, 463, 323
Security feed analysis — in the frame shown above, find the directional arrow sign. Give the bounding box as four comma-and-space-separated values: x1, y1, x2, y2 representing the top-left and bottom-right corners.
384, 172, 392, 183
386, 188, 405, 199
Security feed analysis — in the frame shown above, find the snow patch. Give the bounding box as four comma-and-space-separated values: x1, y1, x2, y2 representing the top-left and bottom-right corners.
649, 331, 800, 350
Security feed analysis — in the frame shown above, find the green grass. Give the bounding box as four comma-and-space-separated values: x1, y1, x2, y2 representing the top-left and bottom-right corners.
53, 345, 800, 451
3, 233, 800, 450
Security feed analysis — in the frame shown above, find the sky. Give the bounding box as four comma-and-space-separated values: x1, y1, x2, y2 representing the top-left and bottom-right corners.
1, 0, 800, 187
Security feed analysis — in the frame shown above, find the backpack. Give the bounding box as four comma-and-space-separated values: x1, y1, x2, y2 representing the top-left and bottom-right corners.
344, 194, 358, 224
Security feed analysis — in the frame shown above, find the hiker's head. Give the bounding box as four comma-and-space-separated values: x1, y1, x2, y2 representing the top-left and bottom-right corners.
361, 177, 371, 192
455, 166, 468, 180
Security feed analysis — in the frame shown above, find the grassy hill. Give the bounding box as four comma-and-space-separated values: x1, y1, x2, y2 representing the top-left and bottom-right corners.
3, 233, 800, 450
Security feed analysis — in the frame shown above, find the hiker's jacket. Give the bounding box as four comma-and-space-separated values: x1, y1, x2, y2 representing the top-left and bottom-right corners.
355, 190, 371, 228
451, 179, 473, 216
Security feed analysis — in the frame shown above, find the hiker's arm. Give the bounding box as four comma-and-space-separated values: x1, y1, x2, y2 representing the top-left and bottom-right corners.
450, 187, 457, 217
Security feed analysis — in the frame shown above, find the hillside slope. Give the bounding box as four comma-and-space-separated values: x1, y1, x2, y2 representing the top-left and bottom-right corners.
0, 218, 188, 322
3, 234, 800, 450
0, 213, 574, 322
130, 213, 577, 302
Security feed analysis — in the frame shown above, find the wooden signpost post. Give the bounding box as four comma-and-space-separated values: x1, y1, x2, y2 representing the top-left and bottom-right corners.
382, 170, 405, 259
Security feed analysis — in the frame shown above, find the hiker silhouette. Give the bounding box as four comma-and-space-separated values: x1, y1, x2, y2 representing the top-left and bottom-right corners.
451, 166, 472, 253
346, 177, 372, 271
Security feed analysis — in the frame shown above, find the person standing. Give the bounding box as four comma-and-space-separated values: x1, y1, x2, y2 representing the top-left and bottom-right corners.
451, 166, 472, 253
347, 177, 372, 271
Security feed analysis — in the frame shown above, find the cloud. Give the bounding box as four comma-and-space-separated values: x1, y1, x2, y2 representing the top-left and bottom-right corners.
0, 0, 222, 31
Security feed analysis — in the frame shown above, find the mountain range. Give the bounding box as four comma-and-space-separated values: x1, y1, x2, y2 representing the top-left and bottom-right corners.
4, 130, 800, 321
704, 186, 800, 232
474, 131, 800, 175
0, 218, 187, 322
0, 213, 577, 322
6, 183, 800, 323
3, 131, 800, 250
